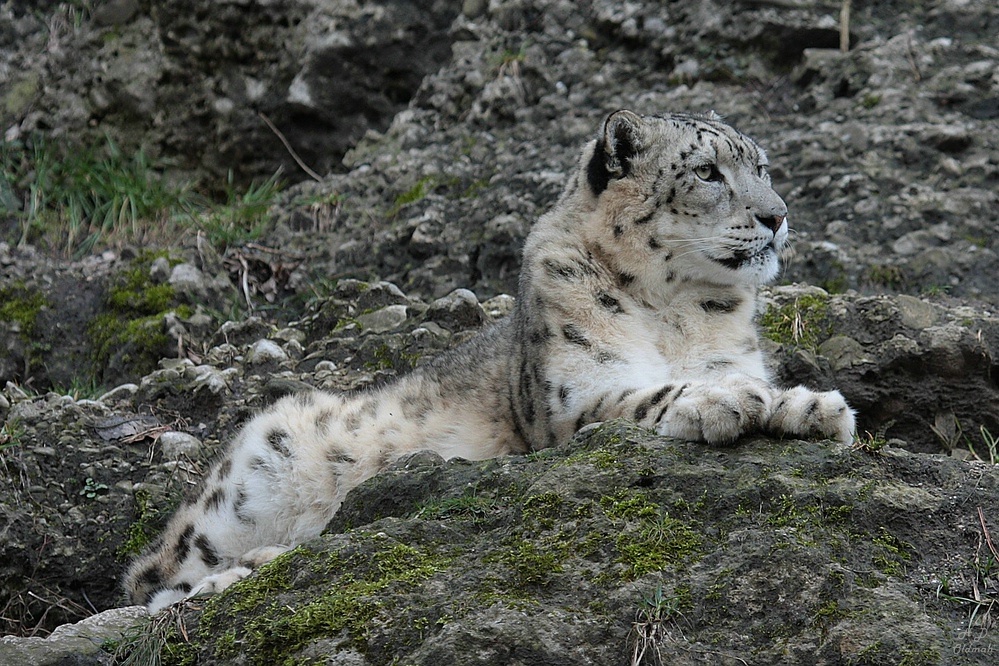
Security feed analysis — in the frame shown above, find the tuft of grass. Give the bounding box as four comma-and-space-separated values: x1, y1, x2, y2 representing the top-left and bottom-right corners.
0, 420, 24, 453
629, 584, 696, 666
1, 134, 285, 256
415, 491, 502, 524
852, 428, 890, 455
194, 170, 283, 250
1, 135, 195, 256
971, 426, 999, 465
109, 605, 197, 666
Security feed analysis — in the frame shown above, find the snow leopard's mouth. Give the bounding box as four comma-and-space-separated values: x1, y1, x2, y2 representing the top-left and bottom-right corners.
711, 244, 778, 270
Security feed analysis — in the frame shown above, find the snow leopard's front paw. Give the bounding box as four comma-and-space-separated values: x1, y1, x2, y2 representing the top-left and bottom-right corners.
768, 386, 855, 445
657, 376, 773, 445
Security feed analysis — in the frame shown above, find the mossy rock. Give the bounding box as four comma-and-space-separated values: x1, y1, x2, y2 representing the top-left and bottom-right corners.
87, 252, 194, 386
135, 421, 999, 665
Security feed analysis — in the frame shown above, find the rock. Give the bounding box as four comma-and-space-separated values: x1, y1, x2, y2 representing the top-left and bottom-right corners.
425, 289, 486, 332
91, 0, 140, 27
0, 606, 147, 666
158, 431, 202, 459
123, 422, 999, 665
356, 304, 409, 334
763, 286, 999, 453
148, 256, 172, 284
0, 0, 460, 185
245, 338, 289, 365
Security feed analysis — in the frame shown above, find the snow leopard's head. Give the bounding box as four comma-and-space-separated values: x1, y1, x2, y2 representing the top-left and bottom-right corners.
583, 109, 789, 287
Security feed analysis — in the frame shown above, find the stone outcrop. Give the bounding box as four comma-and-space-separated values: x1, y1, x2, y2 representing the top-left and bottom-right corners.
0, 0, 459, 184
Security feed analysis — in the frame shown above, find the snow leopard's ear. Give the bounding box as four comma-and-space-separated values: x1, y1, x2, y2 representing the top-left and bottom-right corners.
587, 109, 644, 196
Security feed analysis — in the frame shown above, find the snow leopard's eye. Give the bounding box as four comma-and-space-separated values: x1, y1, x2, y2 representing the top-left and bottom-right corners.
694, 164, 721, 182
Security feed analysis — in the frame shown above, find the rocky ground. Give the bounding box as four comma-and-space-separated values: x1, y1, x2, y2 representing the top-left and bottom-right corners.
1, 0, 999, 664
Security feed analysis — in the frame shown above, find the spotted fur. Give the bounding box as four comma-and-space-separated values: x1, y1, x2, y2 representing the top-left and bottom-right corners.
125, 110, 855, 611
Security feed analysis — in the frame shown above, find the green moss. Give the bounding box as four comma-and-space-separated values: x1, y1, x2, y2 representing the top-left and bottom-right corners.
861, 93, 882, 109
363, 343, 422, 373
415, 492, 501, 523
559, 447, 624, 470
496, 540, 567, 587
87, 251, 193, 380
197, 539, 452, 661
820, 275, 849, 294
387, 173, 480, 218
228, 552, 298, 614
0, 284, 47, 339
599, 491, 703, 579
4, 73, 40, 117
898, 649, 941, 666
760, 293, 832, 351
870, 528, 910, 577
393, 176, 437, 211
107, 266, 176, 312
811, 600, 854, 637
848, 642, 940, 666
615, 513, 702, 578
765, 493, 852, 529
600, 491, 659, 521
522, 492, 564, 528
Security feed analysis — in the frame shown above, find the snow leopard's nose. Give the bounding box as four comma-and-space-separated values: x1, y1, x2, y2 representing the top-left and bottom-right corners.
756, 213, 786, 235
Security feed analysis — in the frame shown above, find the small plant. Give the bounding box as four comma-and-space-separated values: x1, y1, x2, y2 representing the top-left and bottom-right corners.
852, 429, 890, 455
110, 604, 197, 666
493, 43, 528, 73
54, 377, 105, 401
760, 294, 831, 351
629, 585, 688, 666
971, 426, 999, 465
415, 491, 501, 523
921, 284, 951, 297
2, 133, 287, 256
866, 264, 905, 289
293, 190, 345, 232
0, 420, 24, 452
930, 414, 999, 464
79, 477, 109, 499
861, 93, 881, 109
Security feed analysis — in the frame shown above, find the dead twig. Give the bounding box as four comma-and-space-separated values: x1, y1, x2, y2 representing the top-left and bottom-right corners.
238, 254, 254, 312
978, 507, 999, 563
258, 111, 323, 182
839, 0, 851, 52
905, 32, 922, 82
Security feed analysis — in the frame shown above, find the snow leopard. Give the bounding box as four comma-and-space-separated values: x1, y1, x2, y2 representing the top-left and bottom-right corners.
125, 110, 855, 611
